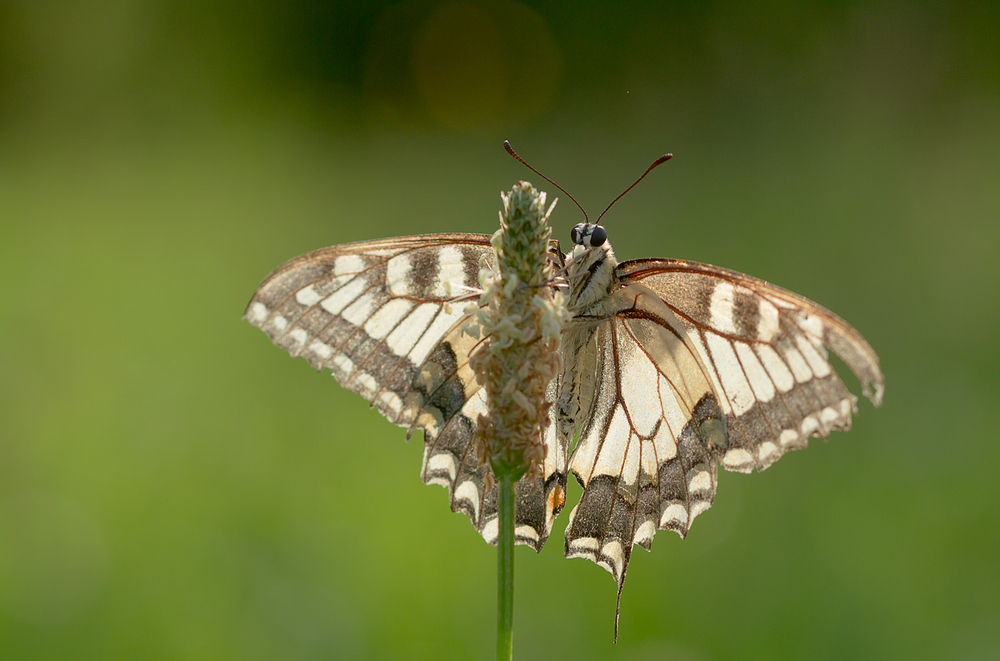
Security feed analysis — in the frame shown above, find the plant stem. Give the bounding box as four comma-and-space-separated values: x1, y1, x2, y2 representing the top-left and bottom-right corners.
497, 471, 515, 661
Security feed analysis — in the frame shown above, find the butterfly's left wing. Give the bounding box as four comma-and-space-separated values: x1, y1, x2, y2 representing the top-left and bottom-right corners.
244, 234, 491, 426
244, 234, 566, 549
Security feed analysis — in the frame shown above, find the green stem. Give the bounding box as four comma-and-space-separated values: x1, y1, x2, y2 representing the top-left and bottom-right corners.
497, 471, 515, 661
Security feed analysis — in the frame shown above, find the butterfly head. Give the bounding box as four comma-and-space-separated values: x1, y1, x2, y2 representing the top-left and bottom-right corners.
570, 223, 608, 249
568, 222, 614, 265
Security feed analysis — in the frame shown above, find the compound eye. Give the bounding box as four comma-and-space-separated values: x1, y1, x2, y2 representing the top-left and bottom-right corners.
570, 225, 581, 244
590, 225, 608, 247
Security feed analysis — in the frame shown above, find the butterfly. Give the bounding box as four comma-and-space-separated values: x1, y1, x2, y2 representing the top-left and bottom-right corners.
244, 215, 884, 595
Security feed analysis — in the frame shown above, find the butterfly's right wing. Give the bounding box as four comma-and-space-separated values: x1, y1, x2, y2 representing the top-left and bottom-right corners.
244, 233, 565, 549
618, 258, 884, 474
563, 284, 728, 587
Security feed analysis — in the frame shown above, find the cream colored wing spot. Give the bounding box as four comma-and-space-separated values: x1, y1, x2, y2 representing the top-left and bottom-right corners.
333, 254, 365, 275
783, 345, 814, 383
797, 311, 825, 340
619, 341, 663, 437
515, 525, 540, 544
689, 500, 711, 519
383, 303, 440, 357
452, 480, 481, 514
353, 372, 378, 398
570, 405, 626, 483
320, 276, 368, 315
757, 441, 781, 465
756, 344, 795, 393
295, 284, 323, 307
409, 306, 467, 366
634, 520, 656, 547
639, 439, 659, 481
795, 334, 832, 378
248, 301, 268, 322
376, 390, 404, 417
688, 470, 712, 494
660, 503, 687, 528
651, 416, 678, 462
341, 292, 378, 327
364, 298, 415, 340
722, 448, 754, 471
308, 340, 333, 359
599, 540, 626, 578
734, 342, 776, 402
621, 433, 641, 488
482, 518, 498, 544
656, 375, 685, 457
566, 535, 599, 555
385, 252, 414, 297
708, 281, 738, 334
331, 354, 355, 376
427, 452, 458, 481
434, 245, 467, 298
779, 429, 799, 448
704, 333, 756, 416
757, 299, 781, 342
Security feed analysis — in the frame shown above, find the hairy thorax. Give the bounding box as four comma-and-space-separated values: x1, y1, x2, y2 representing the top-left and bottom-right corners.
565, 242, 620, 317
557, 241, 620, 445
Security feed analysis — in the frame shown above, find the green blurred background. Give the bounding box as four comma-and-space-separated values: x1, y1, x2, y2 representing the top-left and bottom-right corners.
2, 1, 998, 659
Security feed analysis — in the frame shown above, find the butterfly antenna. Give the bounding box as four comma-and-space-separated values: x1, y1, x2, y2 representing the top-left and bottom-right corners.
504, 140, 588, 223
596, 152, 672, 224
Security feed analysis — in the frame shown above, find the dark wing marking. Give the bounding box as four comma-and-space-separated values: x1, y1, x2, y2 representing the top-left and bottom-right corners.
617, 258, 884, 474
244, 233, 566, 549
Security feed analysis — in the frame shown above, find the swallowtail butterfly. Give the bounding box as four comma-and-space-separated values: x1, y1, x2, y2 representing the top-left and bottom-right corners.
244, 204, 883, 594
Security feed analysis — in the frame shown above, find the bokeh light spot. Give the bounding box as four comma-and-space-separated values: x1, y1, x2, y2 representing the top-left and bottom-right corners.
411, 1, 561, 134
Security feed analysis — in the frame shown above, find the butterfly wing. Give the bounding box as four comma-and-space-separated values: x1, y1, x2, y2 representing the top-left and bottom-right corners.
244, 233, 566, 549
618, 258, 884, 473
563, 258, 883, 588
564, 283, 728, 586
